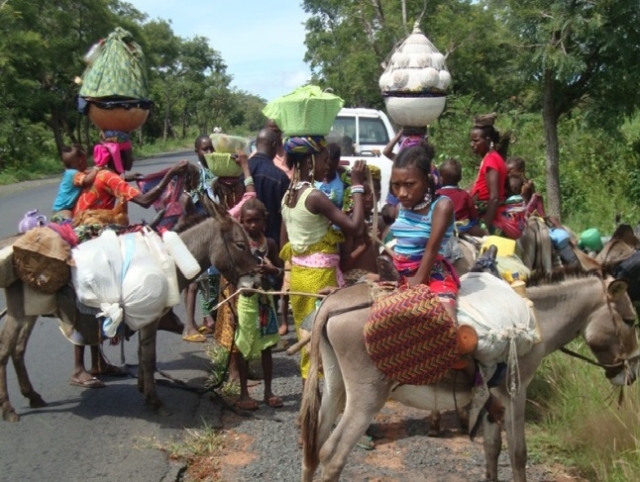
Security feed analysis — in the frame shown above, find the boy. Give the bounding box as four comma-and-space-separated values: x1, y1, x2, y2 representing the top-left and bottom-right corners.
52, 145, 98, 219
436, 159, 487, 236
315, 143, 345, 208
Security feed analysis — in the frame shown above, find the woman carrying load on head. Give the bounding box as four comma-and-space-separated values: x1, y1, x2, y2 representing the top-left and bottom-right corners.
279, 136, 367, 381
469, 114, 523, 240
66, 130, 187, 389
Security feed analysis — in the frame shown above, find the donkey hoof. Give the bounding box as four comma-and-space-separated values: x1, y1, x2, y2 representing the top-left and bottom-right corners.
145, 399, 172, 416
427, 427, 442, 437
29, 395, 48, 409
3, 410, 20, 422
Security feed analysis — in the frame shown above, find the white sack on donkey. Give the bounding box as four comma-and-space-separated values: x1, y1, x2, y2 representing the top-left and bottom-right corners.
72, 230, 169, 337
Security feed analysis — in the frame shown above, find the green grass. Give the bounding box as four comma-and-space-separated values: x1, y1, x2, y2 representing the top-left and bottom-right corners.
525, 342, 640, 481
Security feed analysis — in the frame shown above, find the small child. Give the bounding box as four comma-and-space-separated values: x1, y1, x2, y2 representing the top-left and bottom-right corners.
506, 157, 546, 218
315, 143, 345, 208
234, 198, 283, 410
340, 168, 380, 282
52, 145, 98, 219
436, 159, 487, 237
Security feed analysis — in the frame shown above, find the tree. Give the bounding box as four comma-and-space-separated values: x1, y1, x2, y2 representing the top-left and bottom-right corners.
489, 0, 640, 216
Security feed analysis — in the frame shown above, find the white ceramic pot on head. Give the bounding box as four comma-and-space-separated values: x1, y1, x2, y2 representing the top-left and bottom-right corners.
384, 96, 447, 127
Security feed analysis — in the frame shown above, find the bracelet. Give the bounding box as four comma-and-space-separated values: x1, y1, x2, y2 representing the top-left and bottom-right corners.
351, 184, 364, 190
351, 187, 365, 195
244, 176, 254, 187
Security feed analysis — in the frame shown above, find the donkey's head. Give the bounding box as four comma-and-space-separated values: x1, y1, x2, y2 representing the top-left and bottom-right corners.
205, 201, 260, 290
584, 276, 640, 386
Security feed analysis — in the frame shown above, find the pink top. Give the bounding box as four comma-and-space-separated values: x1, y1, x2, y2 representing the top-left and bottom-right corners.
228, 191, 257, 219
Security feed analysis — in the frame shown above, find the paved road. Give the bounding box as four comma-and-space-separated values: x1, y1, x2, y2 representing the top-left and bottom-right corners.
0, 152, 220, 482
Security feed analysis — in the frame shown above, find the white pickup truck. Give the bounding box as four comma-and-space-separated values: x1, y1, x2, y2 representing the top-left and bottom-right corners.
327, 107, 397, 208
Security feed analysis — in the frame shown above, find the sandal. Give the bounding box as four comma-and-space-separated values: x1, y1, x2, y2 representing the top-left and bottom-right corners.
234, 399, 259, 411
265, 396, 284, 408
69, 377, 106, 389
197, 325, 214, 335
182, 333, 207, 343
356, 435, 375, 451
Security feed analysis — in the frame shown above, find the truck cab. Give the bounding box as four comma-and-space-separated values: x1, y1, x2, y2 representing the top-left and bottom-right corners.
327, 107, 397, 209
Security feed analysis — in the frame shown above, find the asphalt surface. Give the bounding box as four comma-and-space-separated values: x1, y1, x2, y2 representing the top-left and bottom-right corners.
0, 151, 219, 482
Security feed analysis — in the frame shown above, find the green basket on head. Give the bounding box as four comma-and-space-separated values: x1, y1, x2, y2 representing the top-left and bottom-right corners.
263, 85, 344, 137
204, 153, 242, 178
79, 27, 149, 100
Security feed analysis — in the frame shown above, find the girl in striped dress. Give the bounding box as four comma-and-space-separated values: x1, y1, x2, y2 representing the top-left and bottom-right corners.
389, 144, 459, 322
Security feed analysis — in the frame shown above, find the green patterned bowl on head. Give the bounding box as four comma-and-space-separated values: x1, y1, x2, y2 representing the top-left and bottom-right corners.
204, 153, 242, 178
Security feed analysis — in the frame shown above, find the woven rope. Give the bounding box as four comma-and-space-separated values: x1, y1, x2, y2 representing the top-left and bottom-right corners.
364, 284, 459, 385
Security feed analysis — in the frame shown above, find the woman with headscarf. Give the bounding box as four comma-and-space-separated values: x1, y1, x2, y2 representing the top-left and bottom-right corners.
74, 131, 187, 215
469, 114, 522, 239
279, 136, 367, 381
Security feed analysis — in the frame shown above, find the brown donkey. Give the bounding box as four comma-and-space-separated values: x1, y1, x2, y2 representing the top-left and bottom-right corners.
0, 202, 259, 421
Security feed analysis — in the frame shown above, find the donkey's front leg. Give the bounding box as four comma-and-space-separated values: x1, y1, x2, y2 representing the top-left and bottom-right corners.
0, 310, 24, 422
138, 320, 170, 415
11, 316, 46, 408
482, 410, 502, 482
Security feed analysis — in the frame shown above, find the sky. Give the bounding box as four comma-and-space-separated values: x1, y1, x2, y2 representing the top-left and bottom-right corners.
128, 0, 312, 101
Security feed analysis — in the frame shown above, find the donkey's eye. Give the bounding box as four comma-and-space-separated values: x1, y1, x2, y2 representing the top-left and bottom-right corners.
235, 242, 246, 251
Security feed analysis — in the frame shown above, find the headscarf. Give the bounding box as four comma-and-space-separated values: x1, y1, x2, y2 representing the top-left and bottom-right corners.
93, 130, 132, 174
399, 135, 425, 151
283, 136, 327, 155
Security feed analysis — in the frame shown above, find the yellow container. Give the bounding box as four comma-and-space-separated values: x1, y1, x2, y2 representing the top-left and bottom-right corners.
481, 235, 516, 257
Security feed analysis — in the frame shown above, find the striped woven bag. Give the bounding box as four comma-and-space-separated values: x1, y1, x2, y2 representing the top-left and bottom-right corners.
364, 284, 460, 385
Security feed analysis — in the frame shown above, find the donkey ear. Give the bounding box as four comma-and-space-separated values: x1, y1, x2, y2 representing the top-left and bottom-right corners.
611, 224, 639, 248
607, 279, 629, 301
570, 241, 602, 272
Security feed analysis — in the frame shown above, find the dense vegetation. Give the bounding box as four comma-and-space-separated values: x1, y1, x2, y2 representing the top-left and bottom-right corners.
0, 0, 265, 183
3, 0, 640, 231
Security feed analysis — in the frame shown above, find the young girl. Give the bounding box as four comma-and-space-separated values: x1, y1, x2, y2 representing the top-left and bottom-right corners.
390, 145, 458, 322
232, 198, 283, 410
280, 136, 366, 381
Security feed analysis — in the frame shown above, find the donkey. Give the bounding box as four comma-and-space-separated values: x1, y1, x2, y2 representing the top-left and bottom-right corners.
0, 202, 259, 422
300, 268, 639, 482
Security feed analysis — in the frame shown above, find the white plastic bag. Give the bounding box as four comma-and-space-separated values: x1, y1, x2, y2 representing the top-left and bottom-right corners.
71, 230, 123, 310
119, 233, 168, 331
458, 272, 538, 367
143, 228, 181, 307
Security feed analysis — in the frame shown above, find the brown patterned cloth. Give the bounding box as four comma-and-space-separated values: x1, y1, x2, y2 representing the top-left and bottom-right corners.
213, 278, 238, 353
364, 283, 460, 385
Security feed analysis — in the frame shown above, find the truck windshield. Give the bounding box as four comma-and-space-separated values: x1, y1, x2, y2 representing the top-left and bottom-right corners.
359, 117, 390, 146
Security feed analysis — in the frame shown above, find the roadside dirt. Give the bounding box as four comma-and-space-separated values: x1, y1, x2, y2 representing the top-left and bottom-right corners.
212, 396, 582, 482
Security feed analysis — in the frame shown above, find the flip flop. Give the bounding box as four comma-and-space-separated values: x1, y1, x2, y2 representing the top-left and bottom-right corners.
69, 377, 105, 389
197, 325, 214, 335
234, 399, 259, 411
182, 333, 207, 343
356, 435, 375, 451
90, 364, 128, 377
265, 396, 284, 408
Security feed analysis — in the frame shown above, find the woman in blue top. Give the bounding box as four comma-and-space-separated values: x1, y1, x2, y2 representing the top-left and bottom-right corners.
389, 144, 459, 321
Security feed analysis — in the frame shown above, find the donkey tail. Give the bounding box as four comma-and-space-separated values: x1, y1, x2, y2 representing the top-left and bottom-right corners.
300, 300, 332, 471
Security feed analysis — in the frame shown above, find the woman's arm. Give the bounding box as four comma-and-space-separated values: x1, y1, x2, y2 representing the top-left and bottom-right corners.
280, 217, 289, 249
483, 169, 500, 228
227, 153, 256, 218
382, 128, 402, 161
131, 161, 188, 208
306, 160, 366, 235
407, 198, 454, 287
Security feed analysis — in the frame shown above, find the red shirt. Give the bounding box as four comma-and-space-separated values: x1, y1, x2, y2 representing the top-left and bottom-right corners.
470, 150, 507, 202
73, 169, 139, 215
436, 186, 478, 222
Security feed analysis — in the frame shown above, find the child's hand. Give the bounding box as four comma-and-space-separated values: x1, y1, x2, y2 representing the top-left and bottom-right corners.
233, 150, 248, 165
350, 160, 366, 185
